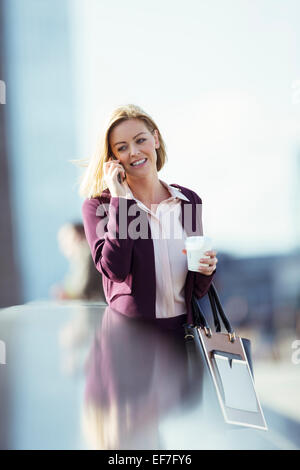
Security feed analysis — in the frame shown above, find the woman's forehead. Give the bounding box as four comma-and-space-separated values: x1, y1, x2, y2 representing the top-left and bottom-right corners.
110, 118, 148, 140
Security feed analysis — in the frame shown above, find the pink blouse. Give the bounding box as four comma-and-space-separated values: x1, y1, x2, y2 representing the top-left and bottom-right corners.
126, 180, 190, 319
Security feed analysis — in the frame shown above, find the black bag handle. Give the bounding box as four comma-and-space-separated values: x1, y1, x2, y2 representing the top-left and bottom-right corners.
191, 295, 211, 331
208, 288, 221, 332
209, 283, 235, 335
192, 282, 236, 341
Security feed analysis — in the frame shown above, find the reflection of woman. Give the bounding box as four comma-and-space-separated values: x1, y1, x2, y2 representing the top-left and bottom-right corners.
79, 104, 217, 328
82, 306, 190, 450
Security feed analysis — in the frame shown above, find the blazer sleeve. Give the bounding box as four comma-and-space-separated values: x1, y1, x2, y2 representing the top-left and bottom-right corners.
82, 196, 137, 283
191, 190, 217, 299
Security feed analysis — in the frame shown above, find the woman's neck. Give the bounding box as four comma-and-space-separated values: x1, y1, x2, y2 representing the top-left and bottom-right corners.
127, 174, 169, 205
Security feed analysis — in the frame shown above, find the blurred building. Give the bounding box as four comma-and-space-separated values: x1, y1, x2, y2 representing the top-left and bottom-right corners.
213, 251, 300, 331
0, 1, 22, 307
2, 0, 79, 305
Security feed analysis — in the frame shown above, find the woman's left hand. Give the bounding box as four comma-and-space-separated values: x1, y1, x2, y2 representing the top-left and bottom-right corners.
182, 249, 218, 276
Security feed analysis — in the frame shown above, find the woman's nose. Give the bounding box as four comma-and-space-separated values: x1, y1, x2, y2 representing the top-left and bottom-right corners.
129, 143, 141, 157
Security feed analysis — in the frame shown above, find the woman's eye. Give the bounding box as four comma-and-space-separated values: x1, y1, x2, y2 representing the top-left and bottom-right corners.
117, 138, 146, 152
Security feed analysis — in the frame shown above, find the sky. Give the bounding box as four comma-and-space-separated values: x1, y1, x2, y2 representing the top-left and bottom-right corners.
69, 0, 300, 257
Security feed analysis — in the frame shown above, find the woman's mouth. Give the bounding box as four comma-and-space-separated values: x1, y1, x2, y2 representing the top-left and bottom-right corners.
130, 158, 147, 168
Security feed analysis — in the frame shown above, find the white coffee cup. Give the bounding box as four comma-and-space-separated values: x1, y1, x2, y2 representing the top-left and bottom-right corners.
184, 236, 213, 272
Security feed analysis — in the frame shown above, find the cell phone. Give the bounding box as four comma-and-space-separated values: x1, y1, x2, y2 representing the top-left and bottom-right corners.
117, 173, 123, 184
109, 153, 126, 184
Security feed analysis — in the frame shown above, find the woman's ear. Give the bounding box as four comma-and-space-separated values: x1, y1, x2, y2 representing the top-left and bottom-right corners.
153, 129, 160, 149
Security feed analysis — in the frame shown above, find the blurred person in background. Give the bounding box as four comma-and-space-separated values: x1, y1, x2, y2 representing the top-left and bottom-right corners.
50, 222, 106, 302
78, 103, 217, 330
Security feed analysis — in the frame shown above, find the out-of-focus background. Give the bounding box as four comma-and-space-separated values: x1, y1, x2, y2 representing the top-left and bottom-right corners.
0, 0, 300, 446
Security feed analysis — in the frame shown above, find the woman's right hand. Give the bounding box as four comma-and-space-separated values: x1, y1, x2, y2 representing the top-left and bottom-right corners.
103, 158, 130, 198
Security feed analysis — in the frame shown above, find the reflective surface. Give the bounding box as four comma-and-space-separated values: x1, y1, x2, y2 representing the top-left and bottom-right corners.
0, 301, 299, 450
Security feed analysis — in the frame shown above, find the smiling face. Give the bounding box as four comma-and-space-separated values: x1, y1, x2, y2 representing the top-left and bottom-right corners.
108, 118, 160, 180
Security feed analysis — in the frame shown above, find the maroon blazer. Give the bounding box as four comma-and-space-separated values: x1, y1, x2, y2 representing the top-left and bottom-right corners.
82, 183, 216, 328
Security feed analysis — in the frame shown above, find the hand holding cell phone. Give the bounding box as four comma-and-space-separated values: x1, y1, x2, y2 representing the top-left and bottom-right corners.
110, 155, 126, 183
103, 156, 129, 198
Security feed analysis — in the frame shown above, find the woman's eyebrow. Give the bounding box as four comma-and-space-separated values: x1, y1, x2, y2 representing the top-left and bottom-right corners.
113, 132, 147, 147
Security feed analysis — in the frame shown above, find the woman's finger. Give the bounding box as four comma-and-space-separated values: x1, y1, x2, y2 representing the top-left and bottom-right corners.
103, 160, 125, 181
204, 250, 217, 257
104, 160, 122, 172
198, 265, 216, 275
199, 256, 218, 266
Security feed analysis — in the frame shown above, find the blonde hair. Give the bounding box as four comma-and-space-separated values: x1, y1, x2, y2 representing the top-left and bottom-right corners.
73, 104, 168, 199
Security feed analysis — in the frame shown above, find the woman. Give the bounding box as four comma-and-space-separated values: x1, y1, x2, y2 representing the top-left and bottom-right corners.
80, 104, 217, 330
